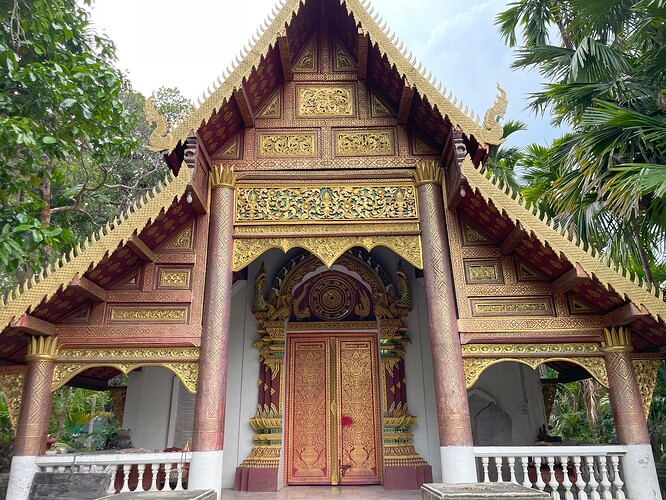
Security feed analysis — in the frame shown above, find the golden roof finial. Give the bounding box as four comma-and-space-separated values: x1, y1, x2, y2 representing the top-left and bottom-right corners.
483, 84, 508, 144
145, 97, 173, 153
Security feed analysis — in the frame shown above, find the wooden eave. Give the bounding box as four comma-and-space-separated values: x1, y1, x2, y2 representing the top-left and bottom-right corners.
460, 156, 666, 347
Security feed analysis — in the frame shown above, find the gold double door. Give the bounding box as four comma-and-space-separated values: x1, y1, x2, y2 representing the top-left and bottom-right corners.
285, 332, 383, 485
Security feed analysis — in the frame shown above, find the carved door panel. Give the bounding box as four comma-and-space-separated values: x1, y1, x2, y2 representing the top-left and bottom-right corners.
285, 333, 382, 486
285, 337, 332, 484
336, 337, 383, 485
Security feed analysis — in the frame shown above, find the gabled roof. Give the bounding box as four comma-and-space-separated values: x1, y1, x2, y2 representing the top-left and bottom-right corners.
148, 0, 507, 154
461, 156, 666, 329
0, 167, 191, 334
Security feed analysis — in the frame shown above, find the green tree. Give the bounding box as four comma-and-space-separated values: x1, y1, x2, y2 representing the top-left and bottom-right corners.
496, 0, 666, 284
0, 1, 195, 293
484, 120, 527, 192
0, 0, 137, 280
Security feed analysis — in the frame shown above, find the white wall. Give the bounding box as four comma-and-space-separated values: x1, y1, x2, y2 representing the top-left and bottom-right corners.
122, 366, 176, 451
470, 362, 548, 445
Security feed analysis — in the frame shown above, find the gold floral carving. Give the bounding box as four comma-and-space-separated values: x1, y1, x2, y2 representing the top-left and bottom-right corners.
470, 297, 553, 317
334, 43, 356, 71
232, 234, 423, 270
0, 166, 191, 332
235, 184, 417, 223
335, 130, 394, 156
109, 306, 187, 322
159, 270, 190, 288
464, 260, 501, 283
294, 39, 316, 72
633, 357, 662, 420
370, 94, 392, 117
0, 368, 25, 429
463, 224, 491, 244
159, 0, 505, 153
210, 164, 236, 189
461, 156, 666, 323
53, 347, 200, 393
258, 133, 315, 156
258, 92, 280, 118
219, 140, 238, 158
297, 86, 354, 117
162, 225, 193, 250
462, 343, 601, 356
464, 356, 608, 389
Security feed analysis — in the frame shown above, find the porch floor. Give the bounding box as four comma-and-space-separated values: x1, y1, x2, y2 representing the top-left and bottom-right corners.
221, 486, 421, 499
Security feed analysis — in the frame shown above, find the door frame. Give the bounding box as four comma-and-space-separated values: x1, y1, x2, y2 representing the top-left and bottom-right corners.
283, 329, 384, 486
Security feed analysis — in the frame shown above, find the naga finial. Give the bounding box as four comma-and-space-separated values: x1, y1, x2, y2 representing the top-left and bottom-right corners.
396, 260, 412, 309
482, 83, 508, 144
145, 97, 173, 153
252, 262, 269, 313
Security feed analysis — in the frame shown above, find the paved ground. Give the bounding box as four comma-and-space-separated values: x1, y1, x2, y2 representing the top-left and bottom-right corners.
101, 486, 422, 499
220, 486, 421, 499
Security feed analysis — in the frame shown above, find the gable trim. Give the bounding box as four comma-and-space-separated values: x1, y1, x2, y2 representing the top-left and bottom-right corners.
460, 156, 666, 324
148, 0, 506, 154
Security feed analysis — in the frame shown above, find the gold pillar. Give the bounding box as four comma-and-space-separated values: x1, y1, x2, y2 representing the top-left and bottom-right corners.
415, 160, 473, 448
602, 327, 650, 445
192, 165, 236, 452
14, 336, 58, 456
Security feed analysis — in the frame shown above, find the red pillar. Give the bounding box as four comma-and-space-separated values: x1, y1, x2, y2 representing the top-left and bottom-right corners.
415, 159, 475, 482
189, 164, 236, 492
7, 336, 58, 500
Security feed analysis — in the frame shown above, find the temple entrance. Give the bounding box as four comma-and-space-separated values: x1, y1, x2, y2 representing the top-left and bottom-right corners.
285, 332, 383, 486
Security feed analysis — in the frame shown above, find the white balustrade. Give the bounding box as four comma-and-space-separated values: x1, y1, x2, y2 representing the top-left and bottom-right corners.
35, 451, 191, 494
473, 446, 627, 500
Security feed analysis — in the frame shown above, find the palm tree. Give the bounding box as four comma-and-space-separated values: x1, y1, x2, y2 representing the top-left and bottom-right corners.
496, 0, 666, 284
484, 120, 527, 192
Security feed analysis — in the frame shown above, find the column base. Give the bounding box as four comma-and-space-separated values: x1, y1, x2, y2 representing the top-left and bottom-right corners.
189, 450, 224, 496
384, 464, 433, 490
7, 455, 40, 500
234, 466, 279, 491
440, 446, 477, 483
622, 443, 660, 499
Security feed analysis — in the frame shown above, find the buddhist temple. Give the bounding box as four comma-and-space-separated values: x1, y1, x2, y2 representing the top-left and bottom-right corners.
1, 0, 664, 498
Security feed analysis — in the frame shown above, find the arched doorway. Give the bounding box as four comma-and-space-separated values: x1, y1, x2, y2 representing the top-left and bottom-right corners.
281, 258, 384, 485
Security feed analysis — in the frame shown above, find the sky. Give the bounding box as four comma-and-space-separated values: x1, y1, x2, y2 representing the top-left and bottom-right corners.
90, 0, 566, 148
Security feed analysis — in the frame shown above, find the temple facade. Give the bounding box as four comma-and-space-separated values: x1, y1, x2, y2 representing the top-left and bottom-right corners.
1, 0, 664, 498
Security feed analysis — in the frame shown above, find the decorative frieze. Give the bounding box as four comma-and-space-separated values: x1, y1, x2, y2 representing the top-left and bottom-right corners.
470, 297, 554, 317
334, 42, 356, 71
157, 268, 191, 289
258, 132, 316, 157
108, 305, 188, 323
235, 184, 418, 223
296, 85, 355, 117
464, 259, 502, 284
334, 129, 394, 156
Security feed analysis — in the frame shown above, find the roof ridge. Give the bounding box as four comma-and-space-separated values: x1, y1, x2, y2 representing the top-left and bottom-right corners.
460, 156, 666, 323
149, 0, 506, 153
0, 166, 192, 332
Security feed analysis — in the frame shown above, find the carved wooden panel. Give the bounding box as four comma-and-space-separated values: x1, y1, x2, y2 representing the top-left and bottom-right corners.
156, 266, 192, 290
286, 337, 331, 484
469, 297, 554, 317
296, 85, 356, 118
333, 129, 395, 156
464, 259, 503, 284
107, 304, 189, 324
257, 130, 318, 157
